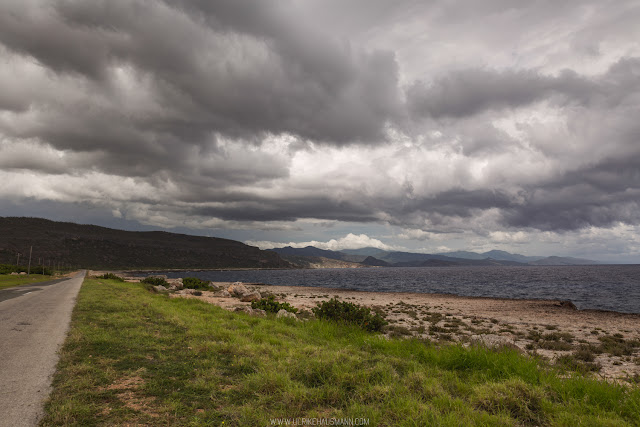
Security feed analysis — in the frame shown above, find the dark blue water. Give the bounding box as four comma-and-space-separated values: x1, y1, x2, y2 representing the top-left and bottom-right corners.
143, 265, 640, 314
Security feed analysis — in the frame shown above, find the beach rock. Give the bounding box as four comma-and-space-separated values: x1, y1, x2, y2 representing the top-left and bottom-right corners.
252, 309, 267, 317
276, 309, 297, 319
234, 306, 253, 314
10, 272, 18, 275
19, 272, 27, 275
240, 291, 261, 302
228, 282, 248, 297
557, 300, 577, 310
214, 290, 231, 298
208, 283, 222, 291
153, 285, 167, 292
167, 278, 183, 289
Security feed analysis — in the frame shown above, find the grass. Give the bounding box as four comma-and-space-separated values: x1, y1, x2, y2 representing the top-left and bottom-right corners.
42, 278, 640, 426
597, 334, 640, 357
0, 274, 54, 290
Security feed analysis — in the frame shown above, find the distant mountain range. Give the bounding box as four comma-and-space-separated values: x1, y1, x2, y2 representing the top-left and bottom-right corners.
0, 216, 604, 270
0, 217, 291, 270
271, 246, 602, 268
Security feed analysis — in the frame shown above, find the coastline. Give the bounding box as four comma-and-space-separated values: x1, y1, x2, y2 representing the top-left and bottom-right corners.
173, 280, 640, 382
90, 269, 640, 382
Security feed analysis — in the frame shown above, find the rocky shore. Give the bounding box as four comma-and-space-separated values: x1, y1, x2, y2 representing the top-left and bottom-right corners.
99, 272, 640, 384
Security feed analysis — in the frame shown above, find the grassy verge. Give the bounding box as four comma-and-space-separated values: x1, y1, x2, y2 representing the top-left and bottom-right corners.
42, 278, 640, 426
0, 274, 53, 290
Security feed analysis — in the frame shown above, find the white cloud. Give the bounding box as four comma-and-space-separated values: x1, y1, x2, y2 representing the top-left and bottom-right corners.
246, 233, 401, 251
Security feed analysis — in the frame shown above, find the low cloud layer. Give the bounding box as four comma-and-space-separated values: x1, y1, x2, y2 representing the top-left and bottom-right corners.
247, 233, 397, 252
1, 0, 639, 260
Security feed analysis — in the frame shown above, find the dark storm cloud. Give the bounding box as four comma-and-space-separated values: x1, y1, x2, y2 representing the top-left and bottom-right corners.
0, 0, 401, 151
181, 187, 515, 226
504, 189, 640, 231
413, 189, 514, 217
1, 0, 640, 247
190, 196, 379, 223
406, 68, 592, 119
407, 57, 640, 120
504, 153, 640, 231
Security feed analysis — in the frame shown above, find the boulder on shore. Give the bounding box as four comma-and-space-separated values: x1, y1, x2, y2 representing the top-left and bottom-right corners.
208, 283, 222, 291
240, 291, 261, 302
167, 278, 183, 289
228, 282, 248, 297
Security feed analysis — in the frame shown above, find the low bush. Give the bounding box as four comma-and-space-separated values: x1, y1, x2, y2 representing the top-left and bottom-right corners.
0, 264, 19, 275
312, 297, 387, 332
555, 354, 602, 374
0, 263, 52, 275
141, 276, 169, 287
96, 273, 125, 282
597, 334, 640, 357
182, 277, 210, 290
251, 296, 298, 314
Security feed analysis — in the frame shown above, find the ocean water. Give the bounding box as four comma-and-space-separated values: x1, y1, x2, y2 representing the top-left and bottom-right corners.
148, 265, 640, 314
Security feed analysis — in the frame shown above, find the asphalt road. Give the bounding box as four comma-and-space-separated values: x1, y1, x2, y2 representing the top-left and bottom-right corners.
0, 271, 86, 427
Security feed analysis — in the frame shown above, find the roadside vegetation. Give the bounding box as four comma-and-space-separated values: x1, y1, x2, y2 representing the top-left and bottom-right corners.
94, 273, 125, 282
0, 274, 54, 290
42, 278, 640, 426
0, 264, 54, 290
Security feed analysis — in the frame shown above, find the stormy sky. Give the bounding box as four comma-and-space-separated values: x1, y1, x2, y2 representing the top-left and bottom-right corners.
1, 0, 639, 262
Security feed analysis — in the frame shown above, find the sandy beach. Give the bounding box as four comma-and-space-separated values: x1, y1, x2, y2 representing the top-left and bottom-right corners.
160, 280, 640, 383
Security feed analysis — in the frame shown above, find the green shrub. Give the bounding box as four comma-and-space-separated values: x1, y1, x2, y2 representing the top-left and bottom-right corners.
182, 277, 210, 290
556, 354, 602, 374
597, 334, 640, 356
35, 266, 53, 276
96, 273, 125, 282
251, 296, 298, 314
141, 276, 169, 287
0, 264, 18, 275
312, 298, 387, 332
0, 264, 52, 275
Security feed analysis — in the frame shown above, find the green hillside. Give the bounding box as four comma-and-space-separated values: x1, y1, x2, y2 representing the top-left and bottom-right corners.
0, 217, 291, 270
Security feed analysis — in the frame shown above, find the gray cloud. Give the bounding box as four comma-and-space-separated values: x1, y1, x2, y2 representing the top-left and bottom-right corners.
0, 0, 639, 259
0, 0, 401, 149
407, 68, 587, 119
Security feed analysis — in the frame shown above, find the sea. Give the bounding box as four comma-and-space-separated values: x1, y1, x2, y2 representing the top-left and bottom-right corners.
142, 265, 640, 314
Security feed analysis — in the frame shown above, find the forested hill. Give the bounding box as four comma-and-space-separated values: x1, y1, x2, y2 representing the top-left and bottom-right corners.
0, 217, 291, 270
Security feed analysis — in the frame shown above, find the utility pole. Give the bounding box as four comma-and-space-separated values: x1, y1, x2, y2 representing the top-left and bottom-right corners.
27, 246, 32, 276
